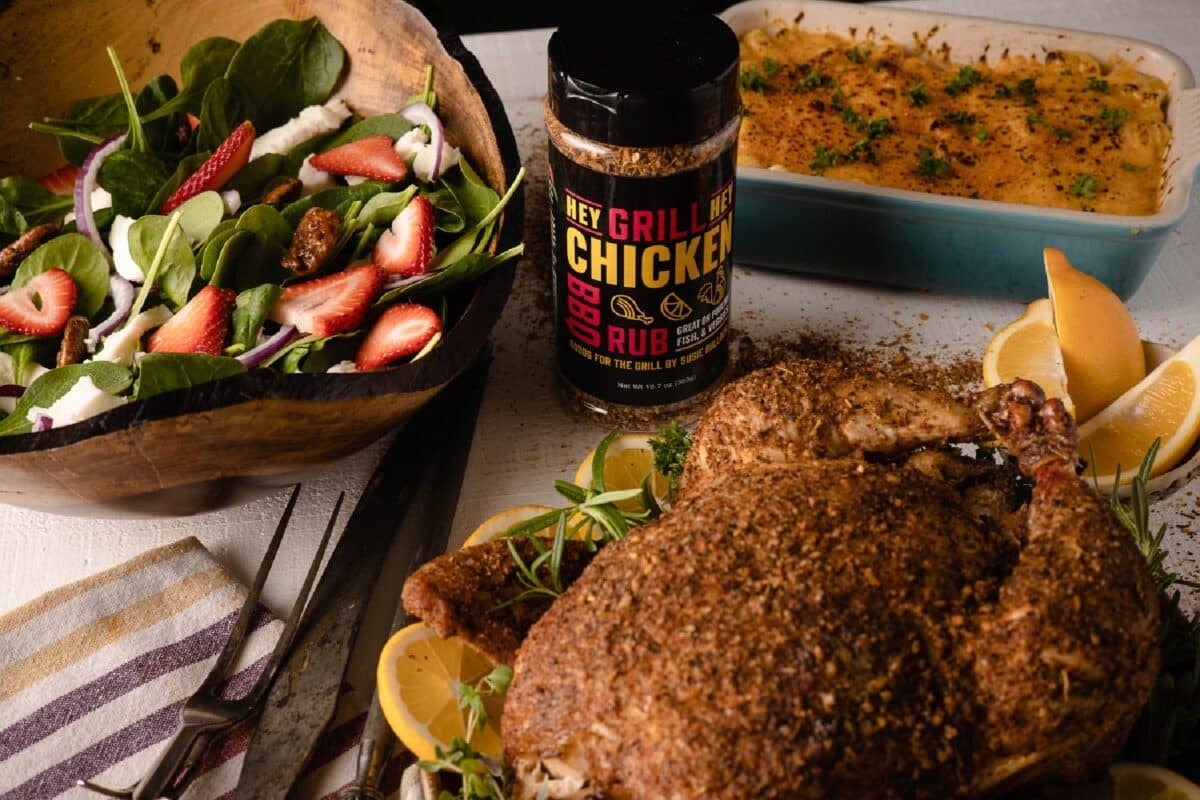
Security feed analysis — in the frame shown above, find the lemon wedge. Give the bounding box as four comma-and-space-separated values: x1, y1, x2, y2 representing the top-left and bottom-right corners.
1111, 763, 1200, 800
461, 504, 557, 548
573, 432, 671, 510
982, 298, 1074, 415
377, 622, 505, 762
1045, 247, 1145, 422
1078, 333, 1200, 488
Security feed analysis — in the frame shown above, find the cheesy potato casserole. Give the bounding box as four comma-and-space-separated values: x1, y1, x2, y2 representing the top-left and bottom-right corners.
738, 27, 1171, 215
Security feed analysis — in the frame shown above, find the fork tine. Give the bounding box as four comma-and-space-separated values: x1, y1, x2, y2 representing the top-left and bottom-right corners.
243, 491, 345, 705
76, 779, 133, 799
203, 484, 302, 691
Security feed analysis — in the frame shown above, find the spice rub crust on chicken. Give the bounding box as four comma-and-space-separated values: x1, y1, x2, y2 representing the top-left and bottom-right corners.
405, 360, 1161, 799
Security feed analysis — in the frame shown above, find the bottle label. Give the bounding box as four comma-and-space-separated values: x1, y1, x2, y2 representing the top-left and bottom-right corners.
549, 145, 734, 408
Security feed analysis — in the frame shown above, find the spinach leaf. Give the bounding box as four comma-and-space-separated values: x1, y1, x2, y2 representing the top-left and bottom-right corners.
0, 198, 26, 239
430, 166, 523, 269
228, 153, 285, 201
423, 186, 466, 233
323, 113, 412, 149
281, 181, 387, 226
237, 204, 292, 247
175, 191, 226, 244
14, 233, 110, 318
97, 150, 171, 217
136, 75, 184, 155
142, 36, 242, 122
206, 228, 286, 291
200, 228, 240, 282
6, 341, 39, 387
224, 18, 346, 132
271, 332, 359, 373
231, 284, 281, 350
47, 94, 128, 166
360, 186, 417, 226
147, 151, 210, 214
441, 158, 498, 224
0, 177, 74, 230
0, 362, 132, 436
128, 216, 196, 309
196, 77, 244, 153
378, 243, 523, 304
133, 353, 245, 400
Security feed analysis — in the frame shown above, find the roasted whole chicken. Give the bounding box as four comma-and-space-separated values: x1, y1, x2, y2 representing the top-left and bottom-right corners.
403, 359, 1160, 799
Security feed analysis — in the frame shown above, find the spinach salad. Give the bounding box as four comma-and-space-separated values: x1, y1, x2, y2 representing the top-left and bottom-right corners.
0, 18, 523, 436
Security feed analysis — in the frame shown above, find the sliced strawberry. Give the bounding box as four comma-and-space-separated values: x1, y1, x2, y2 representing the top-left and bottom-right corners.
147, 284, 236, 355
162, 121, 256, 213
37, 165, 80, 196
355, 303, 442, 371
373, 196, 435, 277
0, 269, 76, 336
309, 135, 409, 182
269, 263, 384, 338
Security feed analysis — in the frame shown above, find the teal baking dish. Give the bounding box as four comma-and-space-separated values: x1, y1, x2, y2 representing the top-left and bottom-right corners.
722, 0, 1200, 300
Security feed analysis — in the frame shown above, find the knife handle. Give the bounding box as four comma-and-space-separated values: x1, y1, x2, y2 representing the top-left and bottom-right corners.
338, 699, 393, 800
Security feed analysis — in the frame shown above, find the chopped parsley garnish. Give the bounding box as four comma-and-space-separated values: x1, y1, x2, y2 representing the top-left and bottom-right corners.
648, 421, 692, 494
841, 107, 863, 126
1101, 106, 1129, 130
1087, 76, 1110, 92
811, 145, 844, 173
762, 57, 782, 78
1050, 125, 1073, 142
1015, 77, 1038, 104
864, 117, 891, 138
1026, 113, 1046, 129
1121, 160, 1147, 172
993, 84, 1013, 99
796, 70, 830, 91
945, 65, 985, 96
1069, 173, 1100, 199
848, 138, 879, 164
831, 88, 846, 111
846, 46, 869, 64
943, 110, 977, 129
739, 67, 768, 92
917, 147, 951, 178
974, 127, 989, 140
908, 82, 929, 107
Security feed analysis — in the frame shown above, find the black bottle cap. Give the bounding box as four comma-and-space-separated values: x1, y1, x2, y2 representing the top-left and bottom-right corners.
548, 13, 741, 149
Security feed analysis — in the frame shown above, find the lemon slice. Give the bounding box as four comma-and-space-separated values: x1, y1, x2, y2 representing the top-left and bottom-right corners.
982, 298, 1075, 415
573, 432, 671, 510
1045, 247, 1145, 422
377, 622, 505, 761
1111, 763, 1200, 800
1078, 333, 1200, 488
462, 504, 557, 548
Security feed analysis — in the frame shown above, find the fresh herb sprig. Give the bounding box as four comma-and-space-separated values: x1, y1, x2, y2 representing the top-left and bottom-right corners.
1101, 441, 1200, 778
420, 738, 509, 800
649, 421, 692, 497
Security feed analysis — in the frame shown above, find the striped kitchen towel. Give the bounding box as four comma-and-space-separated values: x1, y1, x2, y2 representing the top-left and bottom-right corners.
0, 537, 407, 800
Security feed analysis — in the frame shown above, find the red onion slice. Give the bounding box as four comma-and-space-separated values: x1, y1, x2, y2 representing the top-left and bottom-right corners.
237, 325, 296, 368
0, 384, 25, 398
31, 413, 53, 432
399, 102, 445, 181
75, 133, 128, 259
87, 275, 136, 344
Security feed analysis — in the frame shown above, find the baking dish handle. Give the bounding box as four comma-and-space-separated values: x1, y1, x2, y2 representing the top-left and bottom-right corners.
1179, 88, 1200, 177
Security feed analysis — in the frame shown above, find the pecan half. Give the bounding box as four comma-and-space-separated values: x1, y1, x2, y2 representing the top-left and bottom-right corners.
56, 316, 91, 367
0, 224, 58, 278
262, 178, 303, 206
281, 207, 342, 276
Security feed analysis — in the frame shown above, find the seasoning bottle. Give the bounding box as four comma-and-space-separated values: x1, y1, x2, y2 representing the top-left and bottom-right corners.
546, 14, 741, 424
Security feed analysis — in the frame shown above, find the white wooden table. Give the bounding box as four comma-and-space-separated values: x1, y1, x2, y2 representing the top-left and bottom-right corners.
3, 0, 1199, 632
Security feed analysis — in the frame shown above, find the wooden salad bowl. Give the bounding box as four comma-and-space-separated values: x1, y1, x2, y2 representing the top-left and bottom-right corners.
0, 0, 522, 514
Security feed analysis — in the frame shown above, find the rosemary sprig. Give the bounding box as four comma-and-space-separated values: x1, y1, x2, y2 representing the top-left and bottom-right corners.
1103, 440, 1200, 778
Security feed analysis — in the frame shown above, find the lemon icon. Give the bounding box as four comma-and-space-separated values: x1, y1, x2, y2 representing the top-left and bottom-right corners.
660, 292, 693, 322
